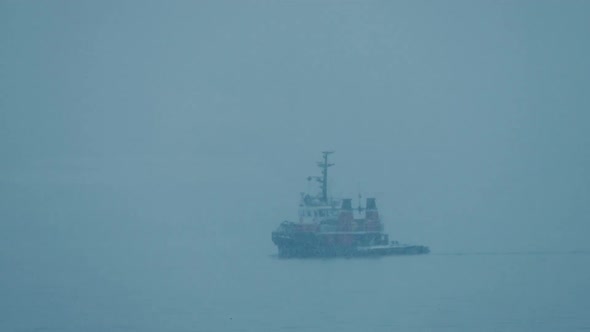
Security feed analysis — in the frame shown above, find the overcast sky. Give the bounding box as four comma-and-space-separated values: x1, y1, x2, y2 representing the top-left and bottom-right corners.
2, 0, 589, 253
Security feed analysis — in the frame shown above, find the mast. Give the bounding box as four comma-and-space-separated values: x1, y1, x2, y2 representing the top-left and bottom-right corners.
316, 151, 334, 203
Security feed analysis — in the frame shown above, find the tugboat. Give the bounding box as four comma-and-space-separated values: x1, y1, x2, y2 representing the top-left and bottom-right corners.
272, 152, 430, 258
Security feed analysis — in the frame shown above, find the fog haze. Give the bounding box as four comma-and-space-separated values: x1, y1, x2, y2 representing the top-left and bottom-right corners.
1, 1, 589, 331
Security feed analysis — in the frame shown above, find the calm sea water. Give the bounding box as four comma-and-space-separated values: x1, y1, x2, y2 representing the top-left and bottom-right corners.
3, 244, 589, 331
1, 184, 589, 331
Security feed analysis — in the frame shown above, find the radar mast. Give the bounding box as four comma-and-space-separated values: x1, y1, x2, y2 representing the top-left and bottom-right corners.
317, 151, 334, 203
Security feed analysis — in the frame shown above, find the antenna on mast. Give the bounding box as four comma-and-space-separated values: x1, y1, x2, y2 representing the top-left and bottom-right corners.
316, 151, 334, 203
358, 193, 363, 214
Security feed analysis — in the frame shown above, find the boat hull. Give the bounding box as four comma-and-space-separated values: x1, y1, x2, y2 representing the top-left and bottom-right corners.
272, 231, 429, 258
355, 244, 430, 257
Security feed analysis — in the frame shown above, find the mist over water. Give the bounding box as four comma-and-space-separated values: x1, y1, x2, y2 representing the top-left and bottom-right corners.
2, 1, 590, 331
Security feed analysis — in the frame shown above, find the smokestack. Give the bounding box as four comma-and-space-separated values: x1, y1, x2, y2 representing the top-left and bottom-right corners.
339, 198, 353, 224
365, 198, 379, 221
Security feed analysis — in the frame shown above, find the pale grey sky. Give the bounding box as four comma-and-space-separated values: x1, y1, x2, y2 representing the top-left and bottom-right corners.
2, 0, 589, 253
